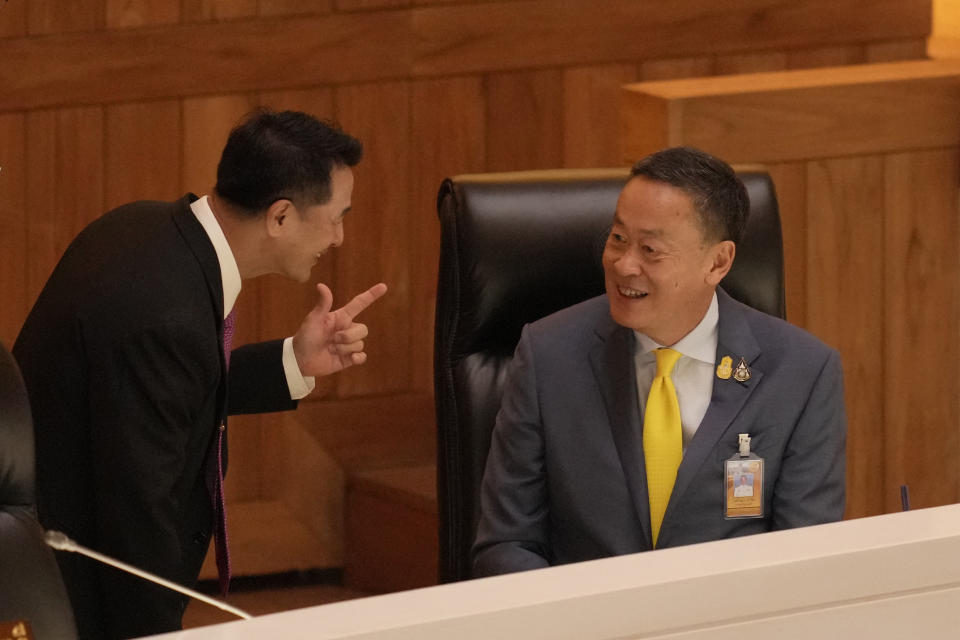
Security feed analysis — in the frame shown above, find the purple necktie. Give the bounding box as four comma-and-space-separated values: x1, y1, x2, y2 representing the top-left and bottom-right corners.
214, 307, 237, 595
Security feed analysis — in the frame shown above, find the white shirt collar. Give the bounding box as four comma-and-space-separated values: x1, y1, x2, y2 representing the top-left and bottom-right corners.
634, 291, 719, 363
190, 195, 241, 319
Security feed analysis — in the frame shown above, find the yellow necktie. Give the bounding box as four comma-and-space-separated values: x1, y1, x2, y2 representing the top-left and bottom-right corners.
644, 347, 683, 548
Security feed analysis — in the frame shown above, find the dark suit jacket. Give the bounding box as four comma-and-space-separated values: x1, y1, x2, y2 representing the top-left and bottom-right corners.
13, 195, 297, 639
472, 288, 846, 577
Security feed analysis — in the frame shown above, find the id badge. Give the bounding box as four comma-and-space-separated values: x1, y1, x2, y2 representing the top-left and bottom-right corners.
724, 433, 764, 519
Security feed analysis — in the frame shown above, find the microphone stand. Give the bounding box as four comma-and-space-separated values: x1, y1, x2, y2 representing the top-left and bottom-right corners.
44, 530, 252, 620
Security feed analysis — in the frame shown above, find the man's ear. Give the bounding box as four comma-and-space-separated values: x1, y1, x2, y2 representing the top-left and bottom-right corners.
265, 199, 292, 238
706, 240, 735, 286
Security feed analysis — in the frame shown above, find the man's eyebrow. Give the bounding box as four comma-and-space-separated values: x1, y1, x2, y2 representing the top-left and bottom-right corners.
611, 212, 664, 237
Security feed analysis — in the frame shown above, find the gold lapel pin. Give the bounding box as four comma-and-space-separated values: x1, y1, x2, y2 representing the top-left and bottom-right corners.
716, 355, 733, 380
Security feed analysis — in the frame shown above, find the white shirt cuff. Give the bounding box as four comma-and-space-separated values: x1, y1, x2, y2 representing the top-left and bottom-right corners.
282, 337, 316, 400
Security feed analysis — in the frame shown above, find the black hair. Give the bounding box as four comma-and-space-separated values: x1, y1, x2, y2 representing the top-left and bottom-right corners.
630, 147, 749, 244
215, 109, 363, 215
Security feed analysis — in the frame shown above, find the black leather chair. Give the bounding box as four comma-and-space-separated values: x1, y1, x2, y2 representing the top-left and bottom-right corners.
0, 342, 77, 638
434, 168, 784, 583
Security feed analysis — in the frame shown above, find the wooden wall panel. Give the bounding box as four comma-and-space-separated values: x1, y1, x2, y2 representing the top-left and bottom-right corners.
486, 69, 564, 171
563, 64, 638, 168
0, 0, 931, 113
259, 0, 331, 16
334, 81, 413, 397
883, 149, 960, 512
105, 0, 179, 28
0, 112, 26, 347
413, 0, 929, 77
182, 0, 257, 22
787, 45, 865, 69
621, 61, 960, 166
715, 51, 788, 75
0, 0, 27, 38
337, 0, 409, 11
104, 100, 181, 209
25, 108, 104, 306
408, 76, 486, 390
805, 157, 886, 519
27, 0, 104, 35
640, 57, 714, 81
866, 38, 930, 62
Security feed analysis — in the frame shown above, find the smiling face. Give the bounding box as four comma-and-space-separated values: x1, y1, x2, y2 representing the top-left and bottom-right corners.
273, 165, 354, 282
602, 176, 734, 345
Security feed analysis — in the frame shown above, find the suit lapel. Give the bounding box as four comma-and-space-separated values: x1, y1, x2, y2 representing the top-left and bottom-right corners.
172, 193, 225, 323
589, 317, 653, 548
663, 289, 764, 536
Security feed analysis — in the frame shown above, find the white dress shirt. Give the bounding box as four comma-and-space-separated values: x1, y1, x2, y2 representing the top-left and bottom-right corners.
634, 292, 718, 453
191, 196, 316, 400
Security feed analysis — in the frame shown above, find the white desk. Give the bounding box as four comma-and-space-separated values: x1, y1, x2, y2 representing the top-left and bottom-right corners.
151, 505, 960, 639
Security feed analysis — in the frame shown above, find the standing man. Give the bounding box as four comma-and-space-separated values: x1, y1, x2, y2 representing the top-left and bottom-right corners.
14, 109, 387, 638
473, 147, 846, 576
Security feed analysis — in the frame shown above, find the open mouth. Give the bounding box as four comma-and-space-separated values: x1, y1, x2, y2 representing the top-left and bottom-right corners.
618, 285, 648, 299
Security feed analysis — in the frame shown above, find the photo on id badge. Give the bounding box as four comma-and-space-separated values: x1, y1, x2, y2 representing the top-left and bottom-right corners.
725, 457, 764, 518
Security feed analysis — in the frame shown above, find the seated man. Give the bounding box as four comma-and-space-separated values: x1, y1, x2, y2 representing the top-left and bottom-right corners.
472, 147, 846, 576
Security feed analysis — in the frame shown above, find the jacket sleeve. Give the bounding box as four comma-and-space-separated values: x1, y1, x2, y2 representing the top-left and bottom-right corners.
771, 348, 847, 528
472, 326, 552, 577
227, 339, 298, 415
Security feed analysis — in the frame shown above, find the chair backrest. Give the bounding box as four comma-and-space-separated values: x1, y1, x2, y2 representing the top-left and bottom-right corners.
433, 168, 784, 583
0, 342, 77, 638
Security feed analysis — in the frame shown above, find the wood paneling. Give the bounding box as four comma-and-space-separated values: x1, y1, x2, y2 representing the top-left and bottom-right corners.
333, 81, 413, 397
105, 0, 179, 28
621, 61, 960, 164
259, 0, 332, 16
408, 76, 486, 390
805, 157, 885, 519
883, 149, 960, 512
787, 45, 865, 69
0, 0, 931, 113
563, 64, 638, 168
0, 112, 26, 347
104, 100, 181, 209
641, 57, 713, 81
413, 0, 929, 77
865, 38, 930, 62
182, 0, 257, 22
27, 0, 104, 35
715, 51, 787, 75
25, 108, 104, 306
487, 69, 564, 171
299, 392, 435, 471
0, 0, 27, 38
337, 0, 409, 11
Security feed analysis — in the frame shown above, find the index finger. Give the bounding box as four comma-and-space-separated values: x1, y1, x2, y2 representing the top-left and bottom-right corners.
338, 282, 388, 320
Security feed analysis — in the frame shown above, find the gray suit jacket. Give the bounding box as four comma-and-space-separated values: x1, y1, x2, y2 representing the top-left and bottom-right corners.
472, 288, 846, 576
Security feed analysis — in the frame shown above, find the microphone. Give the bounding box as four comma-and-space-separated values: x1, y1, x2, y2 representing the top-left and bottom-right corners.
44, 530, 252, 620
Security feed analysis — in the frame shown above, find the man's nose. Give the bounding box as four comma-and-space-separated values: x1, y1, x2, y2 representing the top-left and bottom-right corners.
613, 248, 643, 276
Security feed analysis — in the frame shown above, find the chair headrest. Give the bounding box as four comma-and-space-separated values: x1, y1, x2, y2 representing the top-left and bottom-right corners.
437, 168, 784, 359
